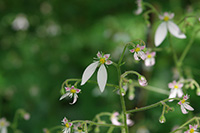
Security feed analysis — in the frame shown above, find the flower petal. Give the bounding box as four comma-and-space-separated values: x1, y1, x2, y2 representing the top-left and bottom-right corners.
134, 52, 139, 60
70, 94, 78, 104
97, 64, 107, 92
81, 61, 99, 85
59, 92, 70, 100
97, 51, 102, 58
167, 21, 186, 39
181, 105, 188, 114
168, 89, 176, 102
104, 54, 110, 59
105, 60, 113, 65
138, 51, 146, 60
155, 22, 167, 47
177, 89, 183, 98
2, 127, 7, 133
183, 103, 194, 111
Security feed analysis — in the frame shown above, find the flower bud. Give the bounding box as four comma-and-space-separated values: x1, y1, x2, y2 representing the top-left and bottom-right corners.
94, 127, 100, 132
196, 88, 200, 96
159, 115, 166, 123
138, 76, 148, 86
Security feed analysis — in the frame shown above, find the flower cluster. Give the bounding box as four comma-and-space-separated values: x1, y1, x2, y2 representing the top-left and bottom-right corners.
81, 51, 112, 92
130, 44, 156, 67
184, 125, 198, 133
62, 117, 73, 133
60, 86, 81, 104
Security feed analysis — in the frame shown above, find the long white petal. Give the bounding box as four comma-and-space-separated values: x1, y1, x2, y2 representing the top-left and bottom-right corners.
2, 127, 7, 133
155, 22, 167, 47
59, 93, 70, 100
97, 64, 107, 92
167, 21, 186, 39
177, 89, 183, 98
183, 103, 194, 111
81, 61, 99, 85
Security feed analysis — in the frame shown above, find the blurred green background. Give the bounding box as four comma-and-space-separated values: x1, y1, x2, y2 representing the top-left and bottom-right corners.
0, 0, 200, 132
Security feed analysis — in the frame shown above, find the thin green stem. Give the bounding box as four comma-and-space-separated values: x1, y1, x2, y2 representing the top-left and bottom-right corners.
178, 29, 200, 65
133, 82, 170, 95
71, 120, 123, 128
143, 2, 159, 16
177, 15, 199, 25
127, 98, 180, 114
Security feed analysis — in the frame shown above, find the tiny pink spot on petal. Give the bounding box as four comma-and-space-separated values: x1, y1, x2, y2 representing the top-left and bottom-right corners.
76, 89, 81, 93
104, 54, 110, 59
65, 87, 71, 91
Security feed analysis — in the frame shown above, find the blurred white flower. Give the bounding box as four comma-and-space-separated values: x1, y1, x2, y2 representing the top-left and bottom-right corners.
184, 124, 198, 133
144, 51, 156, 67
110, 112, 134, 126
0, 118, 10, 133
168, 80, 183, 101
12, 14, 29, 31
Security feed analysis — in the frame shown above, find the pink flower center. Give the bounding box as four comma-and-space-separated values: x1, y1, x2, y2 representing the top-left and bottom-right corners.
70, 89, 76, 93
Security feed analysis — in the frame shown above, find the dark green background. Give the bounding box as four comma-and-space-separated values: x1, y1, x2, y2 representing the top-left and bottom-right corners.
0, 0, 200, 132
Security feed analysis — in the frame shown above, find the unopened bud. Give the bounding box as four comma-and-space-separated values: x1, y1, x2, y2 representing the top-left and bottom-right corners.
159, 115, 166, 123
94, 127, 100, 132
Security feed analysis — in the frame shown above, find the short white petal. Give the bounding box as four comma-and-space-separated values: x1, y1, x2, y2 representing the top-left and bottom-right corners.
155, 22, 167, 47
134, 53, 139, 60
181, 105, 188, 114
183, 103, 194, 111
70, 94, 78, 105
177, 89, 183, 98
81, 61, 99, 85
168, 21, 186, 39
97, 64, 107, 92
59, 93, 70, 100
145, 59, 151, 66
168, 90, 176, 102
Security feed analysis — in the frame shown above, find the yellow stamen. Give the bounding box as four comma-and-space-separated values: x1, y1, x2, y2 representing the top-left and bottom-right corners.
190, 128, 194, 133
147, 54, 152, 58
164, 16, 169, 21
0, 122, 5, 126
99, 58, 106, 64
174, 85, 179, 89
65, 123, 70, 128
135, 47, 140, 52
181, 99, 185, 104
70, 89, 76, 93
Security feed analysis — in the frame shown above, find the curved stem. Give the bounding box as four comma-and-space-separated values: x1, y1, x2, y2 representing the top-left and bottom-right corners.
127, 98, 180, 113
143, 2, 159, 16
71, 120, 123, 128
170, 117, 200, 133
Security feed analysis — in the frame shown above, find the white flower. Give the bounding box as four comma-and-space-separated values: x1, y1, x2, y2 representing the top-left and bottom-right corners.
110, 112, 134, 126
138, 76, 148, 86
155, 12, 186, 47
81, 51, 112, 92
130, 44, 146, 60
144, 51, 156, 67
0, 118, 9, 133
62, 117, 72, 133
184, 124, 198, 133
178, 94, 194, 114
168, 80, 183, 102
59, 86, 81, 104
12, 14, 29, 31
